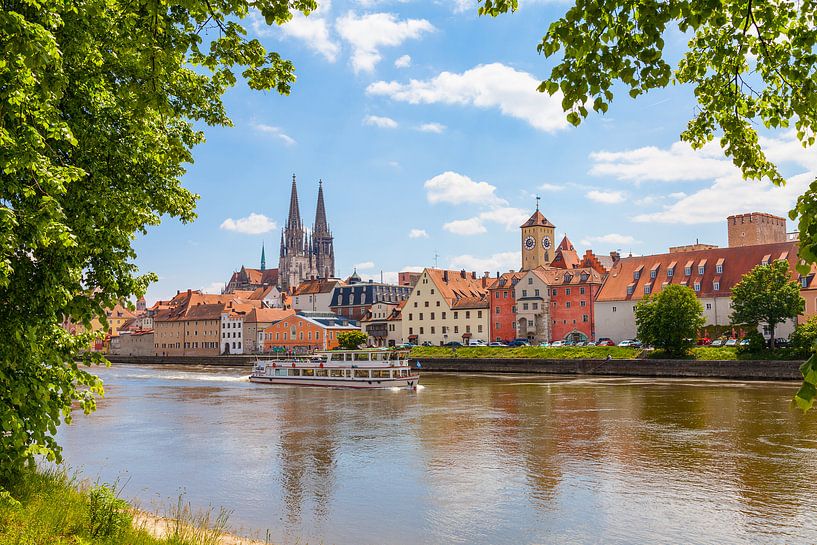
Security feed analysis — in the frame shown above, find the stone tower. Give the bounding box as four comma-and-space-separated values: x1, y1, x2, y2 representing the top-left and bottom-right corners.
727, 212, 787, 247
279, 175, 316, 292
520, 207, 556, 271
311, 180, 335, 280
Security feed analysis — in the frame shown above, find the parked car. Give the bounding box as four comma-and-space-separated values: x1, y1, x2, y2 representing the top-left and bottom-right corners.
488, 341, 507, 347
725, 338, 738, 347
597, 338, 615, 346
468, 339, 486, 346
739, 339, 750, 347
697, 337, 712, 346
537, 341, 551, 348
710, 339, 725, 347
575, 341, 587, 347
586, 341, 597, 346
421, 341, 433, 347
774, 338, 791, 348
396, 342, 415, 349
443, 341, 463, 348
508, 338, 530, 347
551, 340, 566, 347
618, 340, 635, 347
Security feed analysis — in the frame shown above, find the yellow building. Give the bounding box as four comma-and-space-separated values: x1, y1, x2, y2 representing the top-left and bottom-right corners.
521, 209, 556, 270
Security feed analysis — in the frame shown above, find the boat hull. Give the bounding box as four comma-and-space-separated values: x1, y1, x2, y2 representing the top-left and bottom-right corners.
248, 375, 420, 389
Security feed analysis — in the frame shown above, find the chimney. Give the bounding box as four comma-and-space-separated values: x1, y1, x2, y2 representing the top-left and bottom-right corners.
187, 289, 191, 295
496, 271, 500, 278
610, 251, 620, 263
483, 271, 490, 278
460, 269, 466, 279
443, 270, 449, 282
471, 271, 477, 279
481, 277, 488, 288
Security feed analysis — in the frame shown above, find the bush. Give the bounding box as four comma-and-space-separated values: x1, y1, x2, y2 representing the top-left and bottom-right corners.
737, 330, 766, 354
791, 316, 817, 356
88, 484, 131, 538
336, 331, 367, 350
635, 285, 705, 356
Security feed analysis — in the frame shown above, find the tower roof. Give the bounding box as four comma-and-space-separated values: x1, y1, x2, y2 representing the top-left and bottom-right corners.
260, 243, 266, 271
314, 179, 329, 234
521, 210, 555, 228
287, 174, 302, 229
557, 235, 574, 251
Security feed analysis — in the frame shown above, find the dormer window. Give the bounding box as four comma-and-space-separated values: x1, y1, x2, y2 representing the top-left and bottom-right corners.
650, 270, 657, 279
667, 268, 674, 277
644, 285, 651, 294
627, 284, 634, 295
715, 258, 724, 274
698, 259, 706, 275
684, 260, 693, 276
694, 282, 701, 292
802, 276, 811, 288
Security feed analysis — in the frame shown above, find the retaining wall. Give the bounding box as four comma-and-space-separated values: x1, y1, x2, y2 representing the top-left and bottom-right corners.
105, 354, 804, 380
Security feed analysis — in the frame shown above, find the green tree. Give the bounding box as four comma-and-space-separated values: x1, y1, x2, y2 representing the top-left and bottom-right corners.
730, 260, 804, 349
790, 315, 817, 356
337, 331, 368, 350
479, 0, 817, 271
635, 284, 705, 356
0, 0, 315, 482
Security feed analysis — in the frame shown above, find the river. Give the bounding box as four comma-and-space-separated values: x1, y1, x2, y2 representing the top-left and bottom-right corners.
56, 364, 817, 544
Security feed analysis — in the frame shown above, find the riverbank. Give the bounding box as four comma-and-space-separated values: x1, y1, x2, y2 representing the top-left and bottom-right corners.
0, 469, 266, 545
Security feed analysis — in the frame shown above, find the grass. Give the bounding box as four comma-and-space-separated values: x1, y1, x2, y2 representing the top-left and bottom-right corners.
409, 345, 807, 361
0, 467, 263, 545
409, 345, 641, 360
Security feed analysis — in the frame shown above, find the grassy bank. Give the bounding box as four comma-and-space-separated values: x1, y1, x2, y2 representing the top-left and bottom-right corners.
0, 468, 264, 545
409, 346, 641, 360
410, 345, 806, 361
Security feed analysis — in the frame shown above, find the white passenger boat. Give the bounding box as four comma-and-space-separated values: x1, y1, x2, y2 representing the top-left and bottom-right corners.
249, 349, 420, 389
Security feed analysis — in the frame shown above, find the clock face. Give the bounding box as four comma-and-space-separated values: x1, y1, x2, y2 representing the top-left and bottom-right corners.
542, 236, 551, 249
524, 236, 536, 251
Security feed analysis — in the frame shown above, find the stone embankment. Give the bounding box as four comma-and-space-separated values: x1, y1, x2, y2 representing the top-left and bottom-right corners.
106, 354, 803, 380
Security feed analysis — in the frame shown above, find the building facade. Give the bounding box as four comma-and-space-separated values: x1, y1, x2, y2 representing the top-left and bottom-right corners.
110, 330, 154, 356
279, 176, 335, 292
330, 278, 412, 320
243, 307, 296, 353
520, 209, 556, 270
291, 278, 343, 314
261, 313, 360, 352
401, 268, 492, 345
488, 271, 525, 342
360, 301, 404, 347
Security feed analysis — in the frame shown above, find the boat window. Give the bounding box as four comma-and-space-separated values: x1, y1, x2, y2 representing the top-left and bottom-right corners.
400, 369, 408, 377
302, 368, 314, 376
329, 369, 344, 378
315, 368, 328, 377
275, 368, 287, 376
354, 352, 369, 361
344, 353, 353, 361
287, 369, 300, 377
354, 369, 370, 378
373, 370, 390, 378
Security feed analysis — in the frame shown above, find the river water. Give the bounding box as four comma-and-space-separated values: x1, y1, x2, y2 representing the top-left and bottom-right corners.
56, 364, 817, 544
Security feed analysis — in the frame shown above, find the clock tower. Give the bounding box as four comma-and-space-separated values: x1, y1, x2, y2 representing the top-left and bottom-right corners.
520, 205, 556, 271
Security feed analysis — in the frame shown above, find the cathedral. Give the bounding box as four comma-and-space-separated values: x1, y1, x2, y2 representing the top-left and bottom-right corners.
279, 175, 336, 292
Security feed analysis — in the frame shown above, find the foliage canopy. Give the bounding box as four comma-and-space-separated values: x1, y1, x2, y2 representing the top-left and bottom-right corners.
635, 284, 705, 356
730, 260, 804, 347
0, 0, 314, 481
337, 331, 369, 350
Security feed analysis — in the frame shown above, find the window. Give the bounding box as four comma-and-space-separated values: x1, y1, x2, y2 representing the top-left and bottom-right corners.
477, 325, 483, 333
523, 303, 529, 310
528, 277, 533, 284
414, 302, 417, 308
522, 289, 528, 297
466, 325, 471, 333
495, 292, 500, 299
580, 287, 585, 295
454, 326, 459, 333
706, 303, 712, 310
527, 320, 533, 327
420, 327, 424, 334
419, 313, 423, 320
566, 288, 571, 296
694, 282, 701, 292
612, 306, 617, 313
713, 281, 720, 291
801, 277, 810, 288
409, 313, 413, 320
552, 289, 558, 296
650, 270, 657, 279
454, 312, 459, 319
430, 289, 435, 294
534, 288, 540, 296
503, 291, 508, 299
644, 285, 651, 294
580, 300, 586, 307
667, 267, 674, 277
430, 326, 435, 334
716, 264, 723, 274
442, 312, 446, 319
627, 285, 634, 295
532, 303, 538, 310
698, 265, 705, 275
424, 301, 429, 307
409, 327, 413, 334
466, 311, 471, 319
582, 315, 588, 322
634, 270, 641, 280
512, 306, 516, 313
477, 311, 482, 318
496, 307, 501, 314
430, 312, 435, 320
566, 301, 571, 308
436, 301, 440, 307
495, 322, 500, 329
684, 266, 691, 276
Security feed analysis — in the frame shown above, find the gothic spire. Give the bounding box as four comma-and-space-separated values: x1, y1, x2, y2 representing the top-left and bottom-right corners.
287, 174, 302, 229
314, 179, 329, 234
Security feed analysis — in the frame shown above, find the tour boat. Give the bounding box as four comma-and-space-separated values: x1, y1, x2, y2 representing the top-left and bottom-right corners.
249, 349, 420, 389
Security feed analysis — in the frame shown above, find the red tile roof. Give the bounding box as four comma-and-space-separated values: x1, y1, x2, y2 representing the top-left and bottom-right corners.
293, 278, 344, 295
520, 209, 556, 228
244, 307, 296, 324
597, 241, 800, 302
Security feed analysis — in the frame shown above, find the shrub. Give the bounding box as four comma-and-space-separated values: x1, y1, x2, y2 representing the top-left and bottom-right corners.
737, 330, 766, 354
88, 484, 131, 538
336, 331, 368, 350
791, 316, 817, 356
635, 285, 705, 356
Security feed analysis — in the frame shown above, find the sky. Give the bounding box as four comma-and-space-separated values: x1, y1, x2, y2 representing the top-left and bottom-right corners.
135, 0, 817, 303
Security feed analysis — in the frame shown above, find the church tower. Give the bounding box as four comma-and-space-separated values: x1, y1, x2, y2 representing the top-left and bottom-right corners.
520, 203, 556, 271
311, 180, 335, 280
279, 175, 317, 292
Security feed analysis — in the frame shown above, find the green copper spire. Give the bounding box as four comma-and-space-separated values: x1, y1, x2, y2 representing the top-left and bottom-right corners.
260, 242, 266, 271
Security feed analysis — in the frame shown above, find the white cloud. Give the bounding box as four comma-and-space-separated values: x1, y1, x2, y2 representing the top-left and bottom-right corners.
336, 12, 434, 73
394, 54, 412, 68
589, 140, 734, 183
359, 271, 399, 283
586, 189, 626, 204
539, 182, 564, 192
363, 115, 398, 128
424, 171, 506, 206
633, 171, 814, 224
418, 122, 446, 133
409, 228, 429, 238
220, 213, 277, 235
354, 261, 375, 270
449, 251, 518, 273
201, 281, 225, 294
251, 122, 296, 146
580, 233, 639, 247
443, 217, 487, 235
251, 2, 339, 62
367, 63, 569, 132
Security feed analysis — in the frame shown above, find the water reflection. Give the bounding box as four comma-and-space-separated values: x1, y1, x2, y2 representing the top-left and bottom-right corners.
57, 366, 817, 544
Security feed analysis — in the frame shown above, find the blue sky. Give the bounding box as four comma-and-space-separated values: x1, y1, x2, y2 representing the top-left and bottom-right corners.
135, 0, 817, 302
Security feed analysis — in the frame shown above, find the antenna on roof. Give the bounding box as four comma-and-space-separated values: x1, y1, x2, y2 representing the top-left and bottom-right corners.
536, 194, 541, 211
434, 251, 439, 269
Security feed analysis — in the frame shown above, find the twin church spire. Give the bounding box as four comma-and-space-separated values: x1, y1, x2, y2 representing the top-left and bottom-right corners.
278, 175, 335, 291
